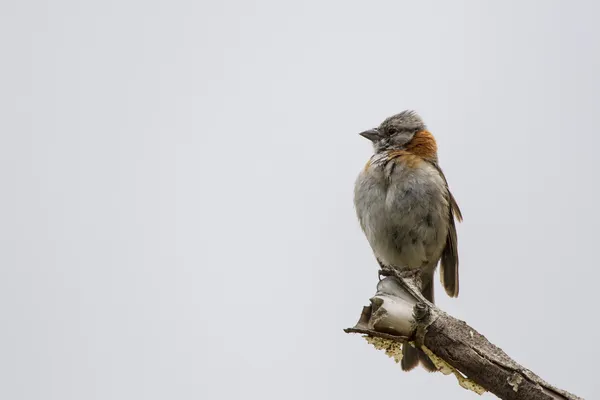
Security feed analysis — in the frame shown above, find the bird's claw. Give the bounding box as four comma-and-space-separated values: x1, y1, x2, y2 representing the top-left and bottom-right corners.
378, 267, 395, 280
398, 270, 419, 280
378, 267, 419, 282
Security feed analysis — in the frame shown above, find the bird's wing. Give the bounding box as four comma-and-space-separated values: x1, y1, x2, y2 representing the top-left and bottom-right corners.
429, 162, 462, 297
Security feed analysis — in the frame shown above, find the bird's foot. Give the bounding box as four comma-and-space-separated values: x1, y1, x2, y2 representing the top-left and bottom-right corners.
378, 267, 394, 280
398, 269, 420, 280
378, 267, 419, 282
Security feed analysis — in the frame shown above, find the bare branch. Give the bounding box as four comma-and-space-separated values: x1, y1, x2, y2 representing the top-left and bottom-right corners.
345, 273, 582, 400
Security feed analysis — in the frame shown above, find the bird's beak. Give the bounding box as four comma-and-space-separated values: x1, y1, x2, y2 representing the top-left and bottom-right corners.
359, 128, 381, 142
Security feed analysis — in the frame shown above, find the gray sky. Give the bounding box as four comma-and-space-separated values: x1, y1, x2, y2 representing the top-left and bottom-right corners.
1, 1, 599, 399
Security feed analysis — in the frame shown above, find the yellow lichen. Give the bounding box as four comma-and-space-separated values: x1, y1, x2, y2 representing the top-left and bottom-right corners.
363, 336, 403, 364
421, 346, 486, 395
362, 335, 486, 395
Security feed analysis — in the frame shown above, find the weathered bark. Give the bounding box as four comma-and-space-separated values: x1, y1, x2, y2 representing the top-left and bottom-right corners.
344, 269, 582, 400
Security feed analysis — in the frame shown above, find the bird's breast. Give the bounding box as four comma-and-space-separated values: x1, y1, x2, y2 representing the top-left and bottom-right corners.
354, 153, 449, 269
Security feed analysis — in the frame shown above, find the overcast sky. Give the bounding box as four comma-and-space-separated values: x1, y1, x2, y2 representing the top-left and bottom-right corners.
1, 1, 599, 399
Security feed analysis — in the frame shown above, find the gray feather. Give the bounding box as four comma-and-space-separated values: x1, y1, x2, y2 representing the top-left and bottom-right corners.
427, 162, 461, 298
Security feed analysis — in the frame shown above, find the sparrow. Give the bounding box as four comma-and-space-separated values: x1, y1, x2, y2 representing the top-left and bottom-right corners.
353, 110, 462, 371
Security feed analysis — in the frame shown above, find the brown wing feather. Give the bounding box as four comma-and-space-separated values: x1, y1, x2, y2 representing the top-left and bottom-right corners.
428, 162, 461, 297
449, 190, 463, 222
441, 208, 459, 297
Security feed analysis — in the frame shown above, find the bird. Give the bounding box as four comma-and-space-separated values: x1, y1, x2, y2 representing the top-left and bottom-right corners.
353, 110, 462, 371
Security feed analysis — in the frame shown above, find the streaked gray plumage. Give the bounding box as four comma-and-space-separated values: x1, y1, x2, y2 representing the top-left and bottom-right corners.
354, 111, 462, 371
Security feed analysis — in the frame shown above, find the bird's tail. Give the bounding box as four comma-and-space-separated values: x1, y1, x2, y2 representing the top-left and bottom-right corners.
401, 274, 436, 372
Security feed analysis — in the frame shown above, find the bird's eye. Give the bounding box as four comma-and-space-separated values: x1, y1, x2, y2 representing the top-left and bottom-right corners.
387, 127, 397, 135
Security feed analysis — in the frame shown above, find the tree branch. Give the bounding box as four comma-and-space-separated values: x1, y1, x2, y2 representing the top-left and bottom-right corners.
344, 270, 582, 400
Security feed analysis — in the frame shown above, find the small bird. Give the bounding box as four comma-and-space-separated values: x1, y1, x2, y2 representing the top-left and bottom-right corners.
354, 110, 462, 371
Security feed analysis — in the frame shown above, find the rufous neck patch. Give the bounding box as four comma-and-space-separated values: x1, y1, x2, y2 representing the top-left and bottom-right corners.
405, 130, 438, 160
385, 150, 422, 168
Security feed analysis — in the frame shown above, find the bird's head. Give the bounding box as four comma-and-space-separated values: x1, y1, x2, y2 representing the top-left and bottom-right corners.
359, 110, 426, 153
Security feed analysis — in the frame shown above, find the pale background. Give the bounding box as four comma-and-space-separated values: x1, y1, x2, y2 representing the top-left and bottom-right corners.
1, 1, 598, 399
